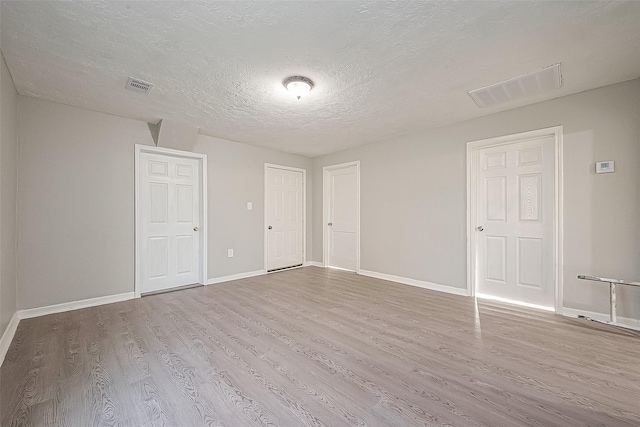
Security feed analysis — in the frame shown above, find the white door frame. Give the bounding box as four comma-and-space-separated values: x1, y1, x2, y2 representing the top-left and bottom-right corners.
264, 163, 306, 272
323, 161, 361, 273
135, 144, 208, 298
466, 126, 563, 312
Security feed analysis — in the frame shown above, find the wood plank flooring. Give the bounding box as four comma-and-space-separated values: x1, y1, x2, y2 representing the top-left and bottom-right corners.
2, 266, 639, 426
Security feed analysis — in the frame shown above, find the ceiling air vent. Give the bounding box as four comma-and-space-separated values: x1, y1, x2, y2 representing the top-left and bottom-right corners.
468, 63, 562, 108
125, 77, 154, 94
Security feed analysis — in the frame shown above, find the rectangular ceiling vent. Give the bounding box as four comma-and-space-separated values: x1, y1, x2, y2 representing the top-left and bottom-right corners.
125, 77, 154, 94
468, 63, 562, 108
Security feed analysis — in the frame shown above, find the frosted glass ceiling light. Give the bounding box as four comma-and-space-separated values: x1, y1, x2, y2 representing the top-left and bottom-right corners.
283, 76, 314, 99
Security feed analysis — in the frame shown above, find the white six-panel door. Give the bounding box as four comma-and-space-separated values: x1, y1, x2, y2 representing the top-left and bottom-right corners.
265, 166, 304, 271
324, 163, 359, 272
475, 135, 555, 308
139, 151, 202, 294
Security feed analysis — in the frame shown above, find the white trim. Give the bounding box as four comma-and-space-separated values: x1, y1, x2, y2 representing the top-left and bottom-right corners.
0, 311, 20, 367
562, 307, 640, 332
264, 163, 307, 272
323, 161, 361, 272
304, 261, 324, 268
561, 307, 610, 323
555, 129, 564, 314
359, 269, 469, 296
615, 317, 640, 329
476, 293, 555, 312
208, 269, 265, 285
466, 126, 563, 312
135, 144, 208, 298
18, 292, 135, 320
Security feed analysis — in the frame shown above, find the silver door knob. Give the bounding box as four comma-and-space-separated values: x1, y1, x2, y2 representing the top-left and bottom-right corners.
476, 226, 484, 231
328, 222, 333, 226
193, 226, 199, 231
268, 226, 272, 230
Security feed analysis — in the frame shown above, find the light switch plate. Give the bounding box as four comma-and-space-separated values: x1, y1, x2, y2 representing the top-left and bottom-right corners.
227, 249, 233, 258
596, 160, 614, 174
247, 202, 253, 210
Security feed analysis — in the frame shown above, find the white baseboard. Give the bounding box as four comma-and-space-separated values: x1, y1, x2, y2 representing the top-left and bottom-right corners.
359, 269, 470, 297
562, 307, 640, 332
304, 261, 324, 268
18, 292, 135, 320
619, 316, 640, 330
0, 311, 20, 367
208, 269, 265, 285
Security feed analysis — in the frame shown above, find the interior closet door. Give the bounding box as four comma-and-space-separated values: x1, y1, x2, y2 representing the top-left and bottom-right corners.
324, 162, 360, 272
265, 166, 304, 271
139, 151, 202, 294
475, 135, 555, 307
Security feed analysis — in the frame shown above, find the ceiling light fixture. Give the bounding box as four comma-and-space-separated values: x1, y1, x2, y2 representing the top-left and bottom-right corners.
283, 76, 314, 100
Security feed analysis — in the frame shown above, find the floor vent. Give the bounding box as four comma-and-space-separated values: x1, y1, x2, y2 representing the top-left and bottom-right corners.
468, 63, 562, 108
126, 77, 154, 94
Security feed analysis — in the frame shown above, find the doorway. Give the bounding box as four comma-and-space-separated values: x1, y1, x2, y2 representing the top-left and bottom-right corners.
135, 145, 207, 297
264, 164, 305, 272
467, 127, 562, 311
323, 161, 360, 272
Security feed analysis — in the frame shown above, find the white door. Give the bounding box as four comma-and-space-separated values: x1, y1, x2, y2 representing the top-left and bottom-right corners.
139, 152, 202, 294
475, 135, 555, 307
325, 163, 359, 271
265, 166, 304, 271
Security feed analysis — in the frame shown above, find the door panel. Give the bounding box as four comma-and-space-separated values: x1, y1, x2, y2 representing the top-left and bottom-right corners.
176, 185, 194, 222
176, 235, 194, 274
266, 167, 303, 271
518, 237, 543, 287
149, 237, 169, 279
326, 165, 358, 271
486, 177, 506, 221
149, 183, 169, 223
485, 236, 507, 282
140, 152, 201, 293
476, 135, 554, 307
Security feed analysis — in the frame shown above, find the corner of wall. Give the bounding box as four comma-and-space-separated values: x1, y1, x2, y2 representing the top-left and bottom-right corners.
0, 52, 19, 340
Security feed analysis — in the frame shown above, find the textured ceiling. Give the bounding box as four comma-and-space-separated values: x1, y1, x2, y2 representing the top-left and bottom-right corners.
2, 1, 640, 157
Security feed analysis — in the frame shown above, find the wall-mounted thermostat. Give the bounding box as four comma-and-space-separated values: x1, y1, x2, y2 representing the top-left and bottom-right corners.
595, 161, 615, 174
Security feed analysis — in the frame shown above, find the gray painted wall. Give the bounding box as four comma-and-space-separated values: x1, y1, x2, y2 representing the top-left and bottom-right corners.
192, 135, 312, 279
312, 79, 640, 319
0, 54, 18, 336
12, 78, 640, 323
17, 97, 155, 309
16, 97, 312, 309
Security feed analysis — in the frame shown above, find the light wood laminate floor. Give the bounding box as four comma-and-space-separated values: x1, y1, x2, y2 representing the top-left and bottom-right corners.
2, 267, 639, 426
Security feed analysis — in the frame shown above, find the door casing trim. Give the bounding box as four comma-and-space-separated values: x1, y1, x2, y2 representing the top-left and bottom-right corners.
466, 126, 563, 313
323, 161, 361, 273
134, 144, 208, 298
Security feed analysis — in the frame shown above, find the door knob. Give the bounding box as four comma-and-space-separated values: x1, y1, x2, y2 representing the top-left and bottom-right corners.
193, 226, 199, 231
476, 226, 484, 232
328, 222, 333, 226
268, 226, 272, 230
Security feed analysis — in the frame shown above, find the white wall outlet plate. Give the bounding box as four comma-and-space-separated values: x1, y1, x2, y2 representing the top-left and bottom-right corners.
227, 249, 234, 258
595, 160, 615, 174
247, 202, 253, 210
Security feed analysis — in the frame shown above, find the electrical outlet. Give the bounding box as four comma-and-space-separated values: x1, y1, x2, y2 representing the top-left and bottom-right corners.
247, 202, 253, 210
227, 249, 233, 258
